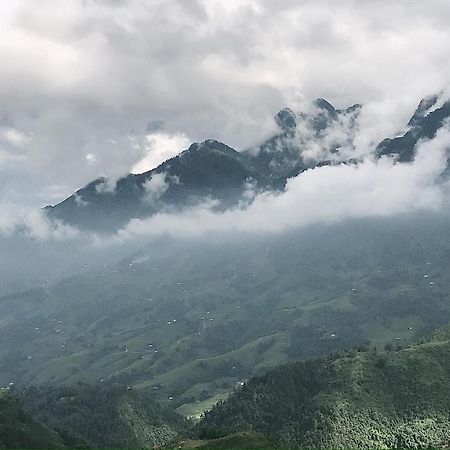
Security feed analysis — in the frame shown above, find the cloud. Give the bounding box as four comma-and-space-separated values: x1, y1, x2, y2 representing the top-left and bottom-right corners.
20, 210, 81, 240
2, 0, 450, 209
113, 128, 450, 240
142, 172, 170, 203
0, 204, 22, 236
268, 100, 362, 163
2, 126, 449, 246
74, 192, 89, 207
0, 204, 80, 241
95, 178, 116, 193
0, 125, 28, 167
131, 132, 191, 175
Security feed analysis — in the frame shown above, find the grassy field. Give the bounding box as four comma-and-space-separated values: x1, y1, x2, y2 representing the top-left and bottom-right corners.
176, 392, 231, 420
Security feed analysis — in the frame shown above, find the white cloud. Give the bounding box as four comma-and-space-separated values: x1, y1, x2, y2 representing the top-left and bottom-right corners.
85, 153, 97, 163
95, 178, 116, 193
2, 128, 449, 244
142, 172, 170, 203
2, 127, 30, 147
21, 210, 80, 240
74, 192, 88, 207
1, 0, 450, 209
0, 205, 80, 240
131, 132, 191, 175
114, 129, 450, 239
0, 204, 22, 236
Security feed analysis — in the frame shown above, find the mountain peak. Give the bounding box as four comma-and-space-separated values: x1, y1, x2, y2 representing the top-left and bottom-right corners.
185, 139, 238, 155
313, 98, 338, 116
377, 94, 450, 162
408, 94, 439, 126
274, 108, 297, 131
274, 99, 339, 132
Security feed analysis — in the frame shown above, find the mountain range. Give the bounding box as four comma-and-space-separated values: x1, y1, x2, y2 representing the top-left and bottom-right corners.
3, 94, 450, 449
45, 95, 450, 232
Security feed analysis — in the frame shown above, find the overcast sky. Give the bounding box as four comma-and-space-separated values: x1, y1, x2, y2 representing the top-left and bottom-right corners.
1, 0, 450, 210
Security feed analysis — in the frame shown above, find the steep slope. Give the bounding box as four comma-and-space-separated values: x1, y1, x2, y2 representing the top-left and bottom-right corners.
21, 383, 183, 449
197, 326, 450, 449
45, 140, 270, 231
0, 390, 63, 449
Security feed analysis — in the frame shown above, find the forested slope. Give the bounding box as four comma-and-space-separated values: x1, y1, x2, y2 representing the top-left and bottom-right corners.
198, 325, 450, 448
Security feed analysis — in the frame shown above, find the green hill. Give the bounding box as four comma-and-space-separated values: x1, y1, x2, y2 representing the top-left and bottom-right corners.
0, 390, 63, 449
197, 326, 450, 448
21, 383, 184, 449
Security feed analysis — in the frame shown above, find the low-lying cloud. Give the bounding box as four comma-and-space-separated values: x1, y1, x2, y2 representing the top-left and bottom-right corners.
114, 128, 450, 240
0, 205, 80, 241
2, 126, 449, 245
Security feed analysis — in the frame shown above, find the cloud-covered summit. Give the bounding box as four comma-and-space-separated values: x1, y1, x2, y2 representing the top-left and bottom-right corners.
37, 94, 450, 236
2, 0, 450, 212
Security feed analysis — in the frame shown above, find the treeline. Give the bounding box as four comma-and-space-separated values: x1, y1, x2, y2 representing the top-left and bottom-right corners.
0, 383, 185, 449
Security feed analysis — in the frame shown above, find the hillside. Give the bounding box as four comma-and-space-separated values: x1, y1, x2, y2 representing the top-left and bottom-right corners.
0, 390, 63, 449
197, 325, 450, 449
20, 383, 183, 449
2, 215, 450, 415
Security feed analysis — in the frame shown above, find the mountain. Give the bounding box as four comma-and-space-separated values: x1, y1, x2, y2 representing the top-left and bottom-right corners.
197, 323, 450, 449
376, 95, 450, 162
45, 94, 450, 232
0, 390, 63, 449
44, 98, 363, 232
240, 98, 361, 180
45, 140, 271, 231
2, 94, 450, 448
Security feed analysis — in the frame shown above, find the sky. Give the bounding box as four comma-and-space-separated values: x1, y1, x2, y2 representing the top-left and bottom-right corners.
1, 0, 450, 214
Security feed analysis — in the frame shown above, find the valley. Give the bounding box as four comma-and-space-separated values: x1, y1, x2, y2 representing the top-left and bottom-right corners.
2, 215, 450, 420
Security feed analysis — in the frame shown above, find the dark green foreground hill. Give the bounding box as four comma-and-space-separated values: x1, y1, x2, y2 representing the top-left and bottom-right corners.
21, 383, 183, 449
197, 326, 450, 449
6, 328, 450, 449
0, 390, 63, 449
0, 384, 184, 449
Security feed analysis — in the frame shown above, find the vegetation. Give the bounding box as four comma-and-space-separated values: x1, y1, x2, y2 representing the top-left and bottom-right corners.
4, 324, 450, 448
2, 95, 450, 415
0, 390, 63, 449
197, 325, 450, 448
196, 431, 276, 449
20, 383, 184, 449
